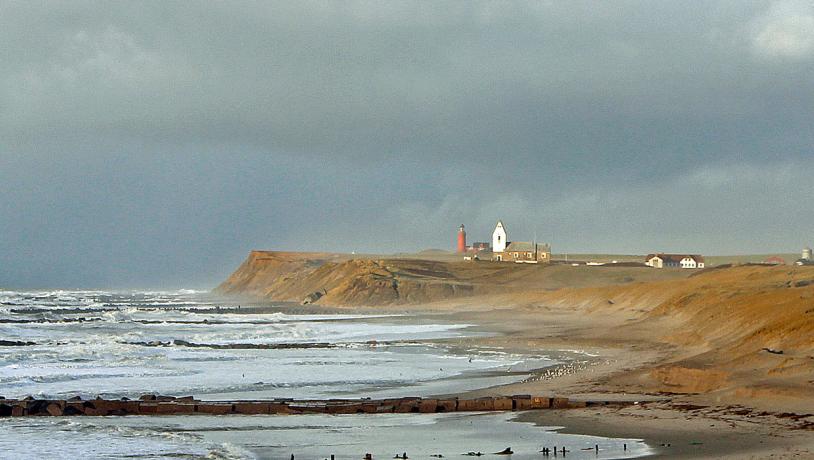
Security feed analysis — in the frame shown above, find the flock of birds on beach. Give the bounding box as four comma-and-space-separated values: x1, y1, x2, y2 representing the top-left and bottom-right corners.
526, 358, 593, 382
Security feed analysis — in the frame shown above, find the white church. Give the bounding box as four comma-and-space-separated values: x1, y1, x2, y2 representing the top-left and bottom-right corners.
491, 220, 551, 263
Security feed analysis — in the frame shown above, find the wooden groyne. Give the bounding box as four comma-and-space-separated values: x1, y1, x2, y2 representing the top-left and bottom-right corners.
0, 395, 622, 417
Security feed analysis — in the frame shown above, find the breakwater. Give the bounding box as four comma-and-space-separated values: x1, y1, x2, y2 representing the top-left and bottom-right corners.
0, 394, 619, 417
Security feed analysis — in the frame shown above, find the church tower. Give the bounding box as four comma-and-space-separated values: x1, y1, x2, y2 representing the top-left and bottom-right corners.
492, 220, 507, 253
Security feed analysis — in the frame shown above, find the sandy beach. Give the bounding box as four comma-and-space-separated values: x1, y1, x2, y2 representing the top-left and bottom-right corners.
232, 293, 813, 458
395, 299, 814, 459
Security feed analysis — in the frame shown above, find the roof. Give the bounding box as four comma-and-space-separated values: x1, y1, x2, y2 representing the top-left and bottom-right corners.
646, 253, 705, 263
763, 256, 786, 265
505, 241, 551, 252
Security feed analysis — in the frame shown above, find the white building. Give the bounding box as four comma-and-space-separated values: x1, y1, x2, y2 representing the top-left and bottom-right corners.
796, 247, 814, 265
645, 253, 705, 269
492, 220, 507, 256
490, 220, 551, 263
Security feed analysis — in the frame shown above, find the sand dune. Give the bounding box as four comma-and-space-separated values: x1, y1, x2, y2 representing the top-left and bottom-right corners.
461, 264, 814, 410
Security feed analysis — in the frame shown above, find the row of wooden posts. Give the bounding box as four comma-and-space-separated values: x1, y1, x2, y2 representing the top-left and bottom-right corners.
288, 444, 629, 460
0, 394, 611, 417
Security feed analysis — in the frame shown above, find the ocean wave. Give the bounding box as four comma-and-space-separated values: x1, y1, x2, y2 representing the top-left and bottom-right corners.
127, 339, 337, 350
207, 442, 257, 460
0, 417, 250, 460
0, 370, 180, 386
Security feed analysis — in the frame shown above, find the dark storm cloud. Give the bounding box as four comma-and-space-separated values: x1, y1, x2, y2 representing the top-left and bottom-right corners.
1, 1, 813, 287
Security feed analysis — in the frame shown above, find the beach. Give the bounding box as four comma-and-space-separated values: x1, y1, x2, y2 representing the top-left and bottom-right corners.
385, 296, 814, 459
234, 297, 814, 459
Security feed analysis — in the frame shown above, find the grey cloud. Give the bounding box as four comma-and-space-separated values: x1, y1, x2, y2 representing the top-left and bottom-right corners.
1, 1, 813, 287
4, 1, 812, 166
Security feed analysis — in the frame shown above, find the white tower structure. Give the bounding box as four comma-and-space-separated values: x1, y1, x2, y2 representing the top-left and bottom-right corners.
492, 220, 507, 253
803, 247, 812, 261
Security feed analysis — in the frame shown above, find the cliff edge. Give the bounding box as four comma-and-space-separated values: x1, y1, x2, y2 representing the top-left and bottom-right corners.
214, 251, 476, 306
215, 250, 684, 306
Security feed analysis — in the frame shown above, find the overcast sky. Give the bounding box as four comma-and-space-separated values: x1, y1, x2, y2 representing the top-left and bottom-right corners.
2, 1, 814, 288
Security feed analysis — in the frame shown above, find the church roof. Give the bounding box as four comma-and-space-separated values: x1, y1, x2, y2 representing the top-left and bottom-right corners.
505, 241, 550, 252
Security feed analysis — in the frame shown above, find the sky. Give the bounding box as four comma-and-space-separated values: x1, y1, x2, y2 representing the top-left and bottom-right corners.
2, 1, 814, 288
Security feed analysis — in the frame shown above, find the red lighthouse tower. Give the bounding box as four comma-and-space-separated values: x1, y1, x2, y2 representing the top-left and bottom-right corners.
457, 224, 467, 253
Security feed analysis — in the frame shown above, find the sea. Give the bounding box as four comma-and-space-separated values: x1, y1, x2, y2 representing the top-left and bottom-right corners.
0, 289, 651, 459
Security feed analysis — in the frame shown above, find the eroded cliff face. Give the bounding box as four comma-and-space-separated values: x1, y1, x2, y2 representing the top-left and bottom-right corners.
214, 251, 335, 299
526, 265, 814, 399
215, 250, 688, 306
214, 251, 475, 306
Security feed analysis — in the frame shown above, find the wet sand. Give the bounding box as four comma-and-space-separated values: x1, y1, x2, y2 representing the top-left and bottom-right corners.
518, 404, 814, 459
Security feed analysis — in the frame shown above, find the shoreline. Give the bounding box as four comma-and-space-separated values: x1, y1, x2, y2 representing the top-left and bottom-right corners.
194, 302, 814, 457
6, 290, 813, 458
210, 297, 814, 457
413, 305, 814, 459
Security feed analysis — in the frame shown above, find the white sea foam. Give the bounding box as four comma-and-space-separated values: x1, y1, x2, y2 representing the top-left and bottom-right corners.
0, 290, 515, 400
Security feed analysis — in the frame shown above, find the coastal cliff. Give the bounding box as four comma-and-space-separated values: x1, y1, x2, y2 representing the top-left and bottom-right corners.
217, 253, 814, 409
214, 251, 477, 305
214, 250, 686, 306
511, 265, 814, 405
